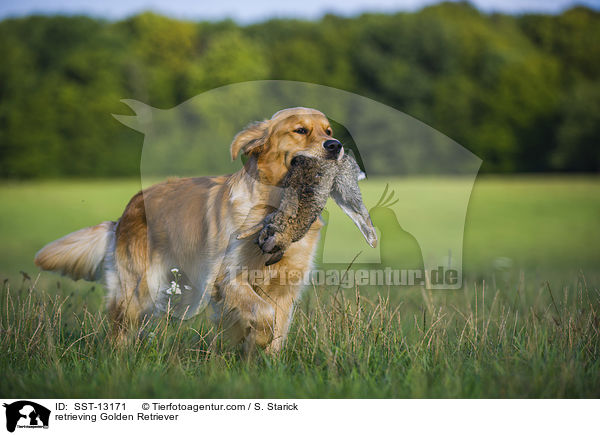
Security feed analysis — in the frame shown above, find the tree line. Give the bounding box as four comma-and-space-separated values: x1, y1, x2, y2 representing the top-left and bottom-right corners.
0, 2, 598, 178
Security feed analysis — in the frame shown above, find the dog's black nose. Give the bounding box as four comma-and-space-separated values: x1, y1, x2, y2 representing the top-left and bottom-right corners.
323, 139, 342, 155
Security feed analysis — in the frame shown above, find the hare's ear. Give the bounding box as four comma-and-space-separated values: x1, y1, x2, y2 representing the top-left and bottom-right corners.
230, 120, 270, 160
331, 155, 377, 248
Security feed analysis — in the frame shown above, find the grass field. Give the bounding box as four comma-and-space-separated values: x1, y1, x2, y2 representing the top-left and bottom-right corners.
0, 176, 599, 398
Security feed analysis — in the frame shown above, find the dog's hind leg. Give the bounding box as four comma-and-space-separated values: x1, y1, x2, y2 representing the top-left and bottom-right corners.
107, 241, 154, 338
106, 268, 150, 331
107, 201, 157, 337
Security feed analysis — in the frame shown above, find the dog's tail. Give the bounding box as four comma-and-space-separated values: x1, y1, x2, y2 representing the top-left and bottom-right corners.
34, 221, 116, 281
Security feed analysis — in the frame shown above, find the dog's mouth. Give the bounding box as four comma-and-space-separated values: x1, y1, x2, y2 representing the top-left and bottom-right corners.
290, 145, 345, 165
285, 151, 307, 169
288, 150, 316, 166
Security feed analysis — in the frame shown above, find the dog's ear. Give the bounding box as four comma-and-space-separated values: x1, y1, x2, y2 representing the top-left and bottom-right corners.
230, 120, 270, 160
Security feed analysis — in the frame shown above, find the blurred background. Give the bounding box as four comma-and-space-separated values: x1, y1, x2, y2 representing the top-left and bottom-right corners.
0, 0, 598, 283
0, 0, 599, 177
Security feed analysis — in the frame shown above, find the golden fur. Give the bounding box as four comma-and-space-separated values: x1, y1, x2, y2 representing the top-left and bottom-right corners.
35, 107, 339, 354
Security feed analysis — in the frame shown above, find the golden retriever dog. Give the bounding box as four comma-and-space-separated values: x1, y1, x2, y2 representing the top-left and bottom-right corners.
34, 107, 374, 354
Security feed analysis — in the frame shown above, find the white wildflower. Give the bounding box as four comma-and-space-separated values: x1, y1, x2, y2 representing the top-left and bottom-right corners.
166, 280, 182, 295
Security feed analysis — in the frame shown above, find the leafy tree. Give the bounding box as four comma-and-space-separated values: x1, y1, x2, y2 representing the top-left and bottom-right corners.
0, 5, 598, 178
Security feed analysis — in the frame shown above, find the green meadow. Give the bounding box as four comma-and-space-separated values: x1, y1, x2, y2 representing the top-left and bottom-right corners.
0, 176, 599, 398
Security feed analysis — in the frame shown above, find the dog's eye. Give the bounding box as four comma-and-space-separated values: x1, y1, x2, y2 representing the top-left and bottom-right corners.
294, 127, 308, 135
326, 128, 332, 136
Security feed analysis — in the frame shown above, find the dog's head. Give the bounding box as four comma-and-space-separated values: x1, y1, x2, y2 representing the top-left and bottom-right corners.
231, 107, 343, 184
231, 108, 377, 250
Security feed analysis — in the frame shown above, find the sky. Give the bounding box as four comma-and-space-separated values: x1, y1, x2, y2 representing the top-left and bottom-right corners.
0, 0, 598, 22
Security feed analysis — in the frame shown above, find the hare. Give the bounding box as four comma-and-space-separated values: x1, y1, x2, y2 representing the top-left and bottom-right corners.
239, 153, 377, 265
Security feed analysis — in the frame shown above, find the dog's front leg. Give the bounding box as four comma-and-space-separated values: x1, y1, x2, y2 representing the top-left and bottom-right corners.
214, 278, 276, 356
262, 287, 298, 355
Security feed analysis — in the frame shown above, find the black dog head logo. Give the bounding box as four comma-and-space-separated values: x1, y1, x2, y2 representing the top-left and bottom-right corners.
3, 401, 50, 433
